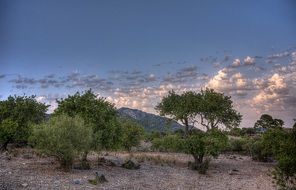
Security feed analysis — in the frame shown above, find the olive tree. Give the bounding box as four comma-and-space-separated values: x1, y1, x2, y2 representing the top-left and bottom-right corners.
30, 115, 92, 171
155, 88, 239, 173
0, 95, 48, 151
156, 88, 242, 135
53, 89, 123, 163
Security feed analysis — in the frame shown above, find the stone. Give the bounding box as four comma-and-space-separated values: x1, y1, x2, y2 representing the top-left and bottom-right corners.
21, 183, 28, 188
88, 172, 108, 185
121, 159, 140, 170
73, 179, 81, 185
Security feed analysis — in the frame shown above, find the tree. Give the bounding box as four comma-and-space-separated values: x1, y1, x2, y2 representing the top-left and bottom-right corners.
254, 114, 284, 130
155, 89, 239, 173
121, 119, 144, 151
0, 95, 48, 151
30, 115, 92, 171
53, 89, 123, 161
155, 89, 241, 135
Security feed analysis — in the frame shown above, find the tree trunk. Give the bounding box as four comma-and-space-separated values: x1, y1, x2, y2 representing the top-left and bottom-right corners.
0, 140, 10, 152
184, 118, 189, 137
80, 151, 90, 169
193, 154, 203, 168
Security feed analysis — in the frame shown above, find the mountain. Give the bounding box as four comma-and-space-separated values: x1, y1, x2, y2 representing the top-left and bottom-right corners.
117, 107, 183, 132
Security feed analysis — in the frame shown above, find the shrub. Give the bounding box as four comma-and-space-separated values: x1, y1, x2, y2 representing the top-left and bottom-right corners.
152, 135, 182, 152
121, 119, 144, 151
153, 129, 228, 173
262, 127, 296, 189
30, 115, 92, 171
249, 140, 269, 162
182, 129, 228, 173
227, 138, 249, 152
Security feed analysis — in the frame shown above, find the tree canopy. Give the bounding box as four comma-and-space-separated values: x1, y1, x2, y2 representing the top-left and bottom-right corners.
0, 95, 48, 150
155, 88, 242, 135
254, 114, 284, 129
30, 114, 93, 171
53, 89, 122, 151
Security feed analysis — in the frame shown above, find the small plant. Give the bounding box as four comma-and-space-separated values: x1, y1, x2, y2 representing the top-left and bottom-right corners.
88, 172, 108, 185
29, 114, 93, 171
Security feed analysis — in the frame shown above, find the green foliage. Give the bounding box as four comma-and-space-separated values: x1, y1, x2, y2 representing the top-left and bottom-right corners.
156, 89, 241, 134
121, 119, 144, 151
30, 115, 92, 171
53, 89, 122, 151
152, 135, 182, 152
152, 129, 228, 173
249, 140, 270, 162
261, 127, 296, 189
0, 95, 48, 150
227, 138, 249, 152
254, 114, 284, 130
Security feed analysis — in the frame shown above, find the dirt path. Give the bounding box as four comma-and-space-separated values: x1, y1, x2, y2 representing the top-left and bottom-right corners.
0, 149, 277, 190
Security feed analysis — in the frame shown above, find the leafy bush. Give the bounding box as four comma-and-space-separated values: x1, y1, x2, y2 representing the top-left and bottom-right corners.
0, 95, 48, 151
121, 119, 144, 151
249, 140, 269, 162
152, 135, 182, 152
262, 127, 296, 189
30, 115, 92, 171
153, 129, 228, 174
227, 138, 249, 152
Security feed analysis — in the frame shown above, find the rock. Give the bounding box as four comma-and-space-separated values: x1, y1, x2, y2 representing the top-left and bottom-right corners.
228, 169, 239, 175
73, 179, 82, 185
121, 159, 140, 170
21, 183, 28, 188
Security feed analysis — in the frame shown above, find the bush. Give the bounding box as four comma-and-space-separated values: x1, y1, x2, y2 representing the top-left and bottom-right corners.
227, 138, 249, 152
30, 115, 92, 171
152, 135, 182, 152
249, 140, 269, 162
121, 119, 144, 151
262, 127, 296, 189
153, 129, 228, 174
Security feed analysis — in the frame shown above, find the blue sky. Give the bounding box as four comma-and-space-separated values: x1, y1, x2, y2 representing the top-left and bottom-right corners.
1, 0, 296, 128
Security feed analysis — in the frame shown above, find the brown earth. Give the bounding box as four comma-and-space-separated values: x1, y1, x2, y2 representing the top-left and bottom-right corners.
0, 148, 277, 190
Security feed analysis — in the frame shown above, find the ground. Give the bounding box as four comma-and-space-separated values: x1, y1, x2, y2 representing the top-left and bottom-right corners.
0, 148, 277, 190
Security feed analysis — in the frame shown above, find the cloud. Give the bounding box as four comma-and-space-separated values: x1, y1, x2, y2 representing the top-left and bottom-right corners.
0, 74, 6, 79
109, 70, 156, 89
9, 72, 113, 91
206, 68, 254, 98
243, 56, 255, 65
231, 59, 241, 67
162, 65, 206, 84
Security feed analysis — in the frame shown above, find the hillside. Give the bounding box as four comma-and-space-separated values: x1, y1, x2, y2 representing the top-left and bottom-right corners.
117, 107, 182, 132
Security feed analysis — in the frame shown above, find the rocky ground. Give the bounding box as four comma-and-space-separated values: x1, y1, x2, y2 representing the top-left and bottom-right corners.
0, 148, 277, 190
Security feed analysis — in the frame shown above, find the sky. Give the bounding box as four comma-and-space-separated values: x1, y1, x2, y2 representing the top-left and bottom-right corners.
0, 0, 296, 128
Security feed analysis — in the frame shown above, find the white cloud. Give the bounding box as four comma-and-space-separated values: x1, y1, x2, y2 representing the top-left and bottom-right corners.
243, 56, 255, 65
231, 59, 241, 67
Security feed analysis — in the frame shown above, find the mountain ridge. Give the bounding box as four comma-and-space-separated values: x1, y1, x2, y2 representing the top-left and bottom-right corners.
117, 107, 182, 132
